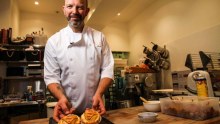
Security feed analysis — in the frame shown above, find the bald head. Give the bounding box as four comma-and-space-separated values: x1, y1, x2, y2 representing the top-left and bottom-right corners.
64, 0, 88, 8
63, 0, 90, 32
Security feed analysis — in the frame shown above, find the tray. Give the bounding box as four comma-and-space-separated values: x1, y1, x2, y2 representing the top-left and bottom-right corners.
49, 117, 114, 124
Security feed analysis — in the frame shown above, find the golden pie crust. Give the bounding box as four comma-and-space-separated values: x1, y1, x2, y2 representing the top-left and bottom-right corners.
58, 114, 81, 124
81, 109, 101, 124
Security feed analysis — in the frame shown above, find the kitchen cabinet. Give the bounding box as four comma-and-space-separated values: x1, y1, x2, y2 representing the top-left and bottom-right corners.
0, 44, 47, 123
0, 44, 45, 97
1, 61, 44, 94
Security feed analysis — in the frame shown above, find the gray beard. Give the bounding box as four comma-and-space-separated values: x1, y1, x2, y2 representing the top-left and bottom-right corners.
68, 21, 83, 29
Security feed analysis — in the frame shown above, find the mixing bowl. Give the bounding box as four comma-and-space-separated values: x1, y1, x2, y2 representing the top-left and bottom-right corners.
138, 112, 158, 123
143, 101, 161, 112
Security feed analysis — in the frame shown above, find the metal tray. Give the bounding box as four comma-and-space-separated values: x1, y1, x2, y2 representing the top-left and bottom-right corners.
49, 117, 114, 124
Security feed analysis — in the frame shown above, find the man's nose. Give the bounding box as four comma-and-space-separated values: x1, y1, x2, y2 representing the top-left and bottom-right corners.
71, 6, 79, 14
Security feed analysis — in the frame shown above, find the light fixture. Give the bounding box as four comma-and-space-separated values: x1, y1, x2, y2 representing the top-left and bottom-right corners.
35, 1, 39, 5
117, 13, 121, 16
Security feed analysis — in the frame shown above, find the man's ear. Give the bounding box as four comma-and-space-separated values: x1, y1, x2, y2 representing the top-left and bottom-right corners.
62, 6, 65, 15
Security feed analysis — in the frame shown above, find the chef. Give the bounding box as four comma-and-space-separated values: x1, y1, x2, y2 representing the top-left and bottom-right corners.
44, 0, 114, 122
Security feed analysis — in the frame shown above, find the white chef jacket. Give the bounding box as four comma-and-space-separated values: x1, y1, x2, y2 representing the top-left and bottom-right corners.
44, 25, 114, 114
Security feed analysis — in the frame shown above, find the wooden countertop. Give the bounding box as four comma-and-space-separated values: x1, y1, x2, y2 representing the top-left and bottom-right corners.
19, 106, 220, 124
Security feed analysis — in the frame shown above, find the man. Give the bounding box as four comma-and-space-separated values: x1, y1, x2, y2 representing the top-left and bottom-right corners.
44, 0, 114, 122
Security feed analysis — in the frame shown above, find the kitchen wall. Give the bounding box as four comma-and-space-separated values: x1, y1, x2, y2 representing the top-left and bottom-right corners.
0, 0, 19, 81
0, 0, 19, 37
127, 0, 220, 71
102, 22, 130, 52
20, 11, 66, 38
102, 0, 220, 88
0, 0, 11, 28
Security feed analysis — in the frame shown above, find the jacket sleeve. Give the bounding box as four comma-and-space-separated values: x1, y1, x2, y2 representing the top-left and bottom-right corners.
99, 33, 114, 80
44, 36, 61, 86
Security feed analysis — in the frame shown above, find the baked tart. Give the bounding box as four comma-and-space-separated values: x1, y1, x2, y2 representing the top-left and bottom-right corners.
58, 114, 81, 124
81, 109, 101, 124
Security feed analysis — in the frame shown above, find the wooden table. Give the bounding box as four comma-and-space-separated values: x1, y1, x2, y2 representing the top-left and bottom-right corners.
19, 106, 220, 124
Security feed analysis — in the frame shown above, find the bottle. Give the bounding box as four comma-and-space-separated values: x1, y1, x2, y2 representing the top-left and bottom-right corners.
27, 86, 33, 101
193, 72, 208, 97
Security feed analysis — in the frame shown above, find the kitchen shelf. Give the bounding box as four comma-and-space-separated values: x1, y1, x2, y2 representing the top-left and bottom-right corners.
112, 51, 129, 59
1, 61, 44, 67
0, 61, 43, 66
3, 76, 43, 80
0, 44, 44, 50
1, 61, 43, 64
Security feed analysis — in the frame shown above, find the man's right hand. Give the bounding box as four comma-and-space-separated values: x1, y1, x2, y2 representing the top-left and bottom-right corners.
53, 97, 75, 122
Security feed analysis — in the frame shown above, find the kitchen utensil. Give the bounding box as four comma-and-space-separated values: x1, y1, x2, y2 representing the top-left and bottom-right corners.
199, 51, 211, 70
138, 112, 158, 123
143, 101, 161, 112
186, 70, 214, 97
152, 42, 169, 59
158, 58, 170, 70
140, 96, 148, 103
35, 80, 41, 92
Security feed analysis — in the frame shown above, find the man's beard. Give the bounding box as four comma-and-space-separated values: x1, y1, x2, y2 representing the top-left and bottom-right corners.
68, 21, 83, 28
67, 14, 84, 28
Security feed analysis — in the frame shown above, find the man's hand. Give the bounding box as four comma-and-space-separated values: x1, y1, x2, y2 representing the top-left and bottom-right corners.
47, 83, 75, 122
53, 97, 75, 122
92, 78, 113, 115
92, 94, 106, 115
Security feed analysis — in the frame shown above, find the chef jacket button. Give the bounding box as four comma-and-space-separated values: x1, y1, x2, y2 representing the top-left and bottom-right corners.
70, 72, 74, 75
90, 57, 93, 60
70, 58, 73, 61
89, 44, 91, 46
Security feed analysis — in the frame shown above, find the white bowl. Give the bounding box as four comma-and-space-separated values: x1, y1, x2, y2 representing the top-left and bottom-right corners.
138, 112, 158, 123
143, 101, 161, 112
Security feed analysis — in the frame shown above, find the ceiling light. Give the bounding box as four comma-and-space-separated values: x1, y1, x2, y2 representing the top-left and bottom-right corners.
117, 13, 121, 16
35, 1, 39, 5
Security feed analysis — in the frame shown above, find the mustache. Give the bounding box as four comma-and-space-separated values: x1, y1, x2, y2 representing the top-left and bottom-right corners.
67, 14, 82, 20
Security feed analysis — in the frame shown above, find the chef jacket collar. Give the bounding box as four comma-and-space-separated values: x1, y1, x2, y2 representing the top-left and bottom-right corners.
66, 25, 88, 45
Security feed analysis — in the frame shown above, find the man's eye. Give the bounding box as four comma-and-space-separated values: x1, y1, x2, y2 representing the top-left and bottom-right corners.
76, 6, 84, 10
66, 5, 73, 9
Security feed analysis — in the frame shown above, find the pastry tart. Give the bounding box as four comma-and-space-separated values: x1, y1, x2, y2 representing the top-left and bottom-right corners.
81, 109, 101, 124
58, 114, 81, 124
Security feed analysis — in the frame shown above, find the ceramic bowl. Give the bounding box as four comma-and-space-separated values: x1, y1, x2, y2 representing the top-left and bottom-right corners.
138, 112, 158, 123
143, 101, 161, 112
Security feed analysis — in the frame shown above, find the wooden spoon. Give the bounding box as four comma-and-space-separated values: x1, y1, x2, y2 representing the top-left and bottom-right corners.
140, 96, 148, 103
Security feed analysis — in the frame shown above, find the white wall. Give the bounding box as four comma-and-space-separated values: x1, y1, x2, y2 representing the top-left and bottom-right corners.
126, 0, 220, 88
102, 22, 130, 52
0, 0, 11, 28
11, 0, 19, 37
128, 0, 220, 70
20, 11, 66, 38
0, 0, 19, 38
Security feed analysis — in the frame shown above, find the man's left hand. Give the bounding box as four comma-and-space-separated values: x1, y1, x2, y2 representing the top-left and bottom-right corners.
92, 94, 106, 115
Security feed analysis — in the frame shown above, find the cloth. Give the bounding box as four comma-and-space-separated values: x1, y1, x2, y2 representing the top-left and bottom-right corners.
44, 25, 114, 114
